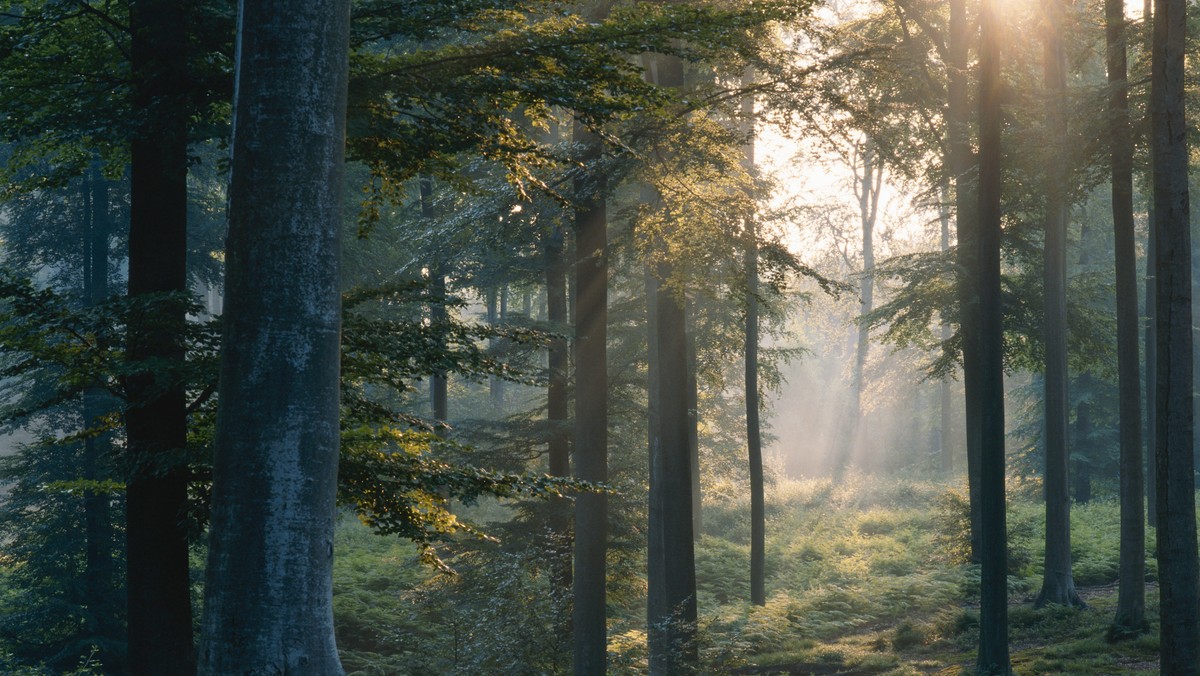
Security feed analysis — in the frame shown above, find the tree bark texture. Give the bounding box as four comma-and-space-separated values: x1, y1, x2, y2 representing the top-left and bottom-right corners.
1035, 0, 1082, 610
948, 0, 983, 561
976, 0, 1011, 670
842, 141, 881, 475
422, 177, 449, 432
572, 120, 609, 676
646, 52, 698, 675
1151, 0, 1198, 670
1145, 204, 1157, 529
938, 180, 955, 475
126, 1, 194, 671
742, 70, 765, 607
687, 310, 701, 538
197, 0, 350, 672
82, 166, 119, 662
746, 230, 765, 608
545, 220, 573, 600
1142, 0, 1158, 534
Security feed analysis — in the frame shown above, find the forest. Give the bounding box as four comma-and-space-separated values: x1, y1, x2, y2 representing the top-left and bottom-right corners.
0, 0, 1194, 674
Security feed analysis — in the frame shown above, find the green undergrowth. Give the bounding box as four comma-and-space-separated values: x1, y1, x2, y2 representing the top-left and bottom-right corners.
330, 474, 1164, 674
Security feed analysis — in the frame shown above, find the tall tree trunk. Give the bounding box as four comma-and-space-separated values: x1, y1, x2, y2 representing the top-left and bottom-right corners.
977, 0, 1011, 669
486, 288, 503, 410
843, 140, 881, 474
1072, 385, 1093, 505
646, 52, 697, 675
1151, 0, 1198, 670
1105, 0, 1145, 632
422, 176, 449, 432
939, 179, 955, 475
126, 1, 194, 671
572, 120, 609, 675
1036, 0, 1083, 609
82, 165, 118, 662
742, 69, 765, 607
545, 220, 572, 605
197, 0, 349, 672
1142, 0, 1158, 531
1145, 204, 1157, 529
948, 0, 983, 561
686, 306, 701, 538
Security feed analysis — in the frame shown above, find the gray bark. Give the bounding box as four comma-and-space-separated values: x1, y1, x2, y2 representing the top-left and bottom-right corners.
742, 70, 765, 607
1104, 0, 1145, 634
948, 0, 983, 561
646, 52, 697, 675
572, 119, 609, 675
1035, 0, 1083, 610
198, 0, 350, 672
545, 220, 572, 600
1151, 0, 1198, 670
977, 0, 1011, 670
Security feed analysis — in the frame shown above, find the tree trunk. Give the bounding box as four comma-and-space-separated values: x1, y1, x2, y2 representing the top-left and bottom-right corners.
745, 234, 766, 610
545, 220, 572, 603
1142, 0, 1158, 531
948, 0, 983, 561
1035, 0, 1083, 610
197, 1, 349, 672
742, 70, 765, 607
843, 140, 881, 475
422, 177, 449, 432
1072, 390, 1093, 505
82, 164, 119, 663
126, 1, 194, 671
1145, 205, 1157, 529
646, 52, 698, 675
686, 306, 701, 538
1151, 0, 1198, 670
938, 179, 955, 476
572, 119, 609, 676
977, 0, 1011, 670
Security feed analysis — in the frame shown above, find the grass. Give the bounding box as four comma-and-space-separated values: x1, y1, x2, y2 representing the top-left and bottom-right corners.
330, 473, 1163, 674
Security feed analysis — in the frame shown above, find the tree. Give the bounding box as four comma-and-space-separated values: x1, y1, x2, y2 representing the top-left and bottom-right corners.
742, 69, 766, 608
572, 117, 609, 674
197, 0, 350, 672
645, 52, 698, 675
1105, 0, 1145, 637
126, 2, 206, 669
976, 0, 1010, 669
1034, 0, 1083, 610
947, 0, 983, 564
1150, 0, 1197, 669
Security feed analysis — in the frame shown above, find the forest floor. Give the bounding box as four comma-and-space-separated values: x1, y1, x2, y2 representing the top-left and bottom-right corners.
732, 581, 1159, 675
331, 473, 1164, 674
710, 475, 1161, 676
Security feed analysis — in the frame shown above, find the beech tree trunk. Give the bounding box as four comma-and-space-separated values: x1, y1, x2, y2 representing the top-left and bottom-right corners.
687, 309, 701, 538
745, 230, 765, 609
572, 120, 609, 675
422, 176, 449, 431
126, 1, 194, 671
976, 0, 1011, 669
1151, 0, 1198, 670
841, 140, 881, 475
82, 165, 119, 664
938, 180, 955, 475
646, 52, 698, 675
197, 1, 350, 672
742, 70, 765, 607
948, 0, 983, 561
1142, 0, 1158, 531
545, 221, 572, 601
1035, 0, 1083, 610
